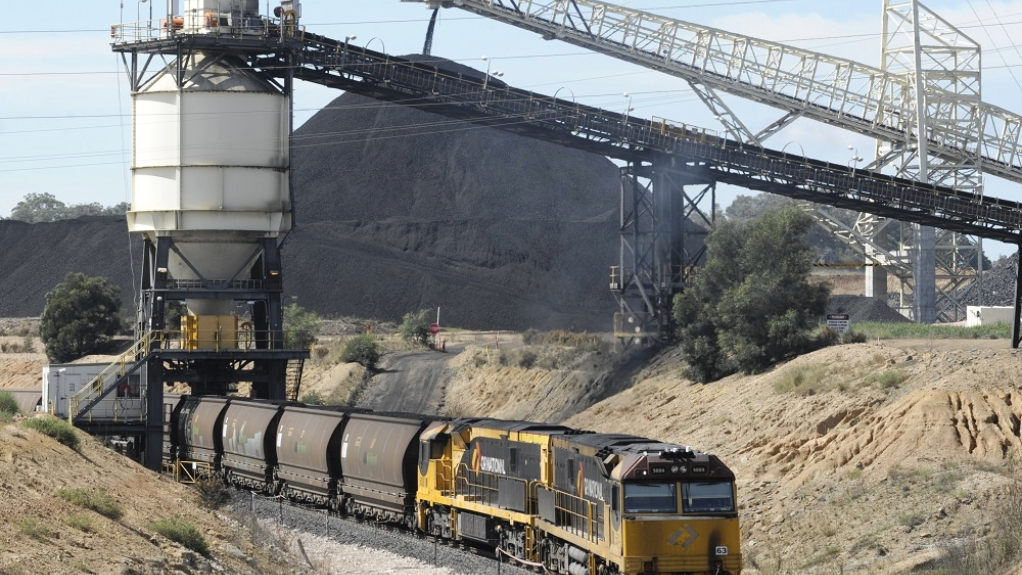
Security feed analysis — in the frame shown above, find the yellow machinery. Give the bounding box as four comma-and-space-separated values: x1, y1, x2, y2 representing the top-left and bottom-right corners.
181, 315, 239, 350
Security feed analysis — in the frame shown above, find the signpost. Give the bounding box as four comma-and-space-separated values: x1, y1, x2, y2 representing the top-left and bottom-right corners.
826, 313, 851, 334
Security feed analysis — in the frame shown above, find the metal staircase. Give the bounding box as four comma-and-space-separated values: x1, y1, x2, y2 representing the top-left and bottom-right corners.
285, 358, 305, 402
67, 331, 161, 424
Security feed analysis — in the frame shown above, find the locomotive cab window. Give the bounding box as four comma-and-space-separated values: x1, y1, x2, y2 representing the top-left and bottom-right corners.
682, 481, 735, 513
623, 482, 676, 513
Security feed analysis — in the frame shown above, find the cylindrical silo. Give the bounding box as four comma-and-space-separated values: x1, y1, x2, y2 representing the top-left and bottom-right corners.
129, 52, 291, 321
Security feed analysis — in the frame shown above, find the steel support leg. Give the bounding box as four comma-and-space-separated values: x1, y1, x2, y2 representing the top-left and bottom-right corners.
144, 357, 163, 471
1013, 245, 1022, 349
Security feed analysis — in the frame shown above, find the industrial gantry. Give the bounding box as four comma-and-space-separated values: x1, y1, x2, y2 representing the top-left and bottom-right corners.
108, 0, 308, 469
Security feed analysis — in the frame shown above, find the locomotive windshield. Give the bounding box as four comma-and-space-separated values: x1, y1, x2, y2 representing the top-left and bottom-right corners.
623, 482, 677, 513
682, 481, 735, 513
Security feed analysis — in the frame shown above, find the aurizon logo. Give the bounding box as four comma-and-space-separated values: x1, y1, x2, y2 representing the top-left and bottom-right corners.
473, 442, 482, 473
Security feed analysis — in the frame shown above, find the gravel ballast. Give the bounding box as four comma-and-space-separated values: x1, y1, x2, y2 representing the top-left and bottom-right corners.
230, 493, 534, 575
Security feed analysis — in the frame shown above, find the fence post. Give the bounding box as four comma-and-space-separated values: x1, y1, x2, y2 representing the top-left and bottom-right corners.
278, 496, 283, 525
250, 491, 255, 514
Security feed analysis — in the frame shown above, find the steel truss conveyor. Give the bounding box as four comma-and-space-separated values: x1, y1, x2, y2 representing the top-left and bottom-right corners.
402, 0, 1022, 187
116, 31, 1022, 346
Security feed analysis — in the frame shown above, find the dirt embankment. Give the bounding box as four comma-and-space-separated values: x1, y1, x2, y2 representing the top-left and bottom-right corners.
438, 339, 1022, 574
0, 417, 312, 575
5, 330, 1022, 574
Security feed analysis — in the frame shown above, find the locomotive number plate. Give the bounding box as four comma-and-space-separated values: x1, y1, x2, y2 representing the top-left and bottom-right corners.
715, 546, 729, 556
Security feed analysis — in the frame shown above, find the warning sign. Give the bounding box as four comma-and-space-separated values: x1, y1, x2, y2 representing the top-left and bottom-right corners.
826, 313, 850, 334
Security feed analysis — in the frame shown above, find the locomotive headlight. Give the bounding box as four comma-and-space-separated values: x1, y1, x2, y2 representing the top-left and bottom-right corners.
671, 465, 679, 473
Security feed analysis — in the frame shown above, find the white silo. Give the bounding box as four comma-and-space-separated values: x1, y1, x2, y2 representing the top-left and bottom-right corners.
130, 52, 291, 323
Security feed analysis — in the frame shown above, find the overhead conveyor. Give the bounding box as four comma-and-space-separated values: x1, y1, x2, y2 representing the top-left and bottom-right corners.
400, 0, 1022, 187
113, 16, 1022, 349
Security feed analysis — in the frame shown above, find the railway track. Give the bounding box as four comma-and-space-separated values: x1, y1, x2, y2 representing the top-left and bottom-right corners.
230, 489, 537, 575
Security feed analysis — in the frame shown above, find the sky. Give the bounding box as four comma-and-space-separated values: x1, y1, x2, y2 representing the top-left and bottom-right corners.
3, 1, 1022, 258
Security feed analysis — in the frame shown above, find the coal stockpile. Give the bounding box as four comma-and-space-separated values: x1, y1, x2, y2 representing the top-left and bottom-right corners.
0, 216, 140, 318
826, 295, 911, 324
283, 84, 621, 330
0, 68, 621, 330
977, 252, 1019, 306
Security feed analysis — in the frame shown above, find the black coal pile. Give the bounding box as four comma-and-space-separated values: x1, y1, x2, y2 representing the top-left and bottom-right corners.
826, 295, 911, 323
976, 252, 1019, 306
1, 66, 622, 330
0, 217, 140, 317
280, 83, 621, 330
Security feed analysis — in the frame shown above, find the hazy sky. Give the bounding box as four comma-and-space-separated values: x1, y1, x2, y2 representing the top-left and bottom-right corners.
3, 1, 1022, 257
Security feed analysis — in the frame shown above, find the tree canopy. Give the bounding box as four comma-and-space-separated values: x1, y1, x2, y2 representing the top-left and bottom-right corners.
283, 303, 320, 349
399, 308, 434, 344
8, 193, 129, 223
39, 273, 124, 363
673, 208, 832, 383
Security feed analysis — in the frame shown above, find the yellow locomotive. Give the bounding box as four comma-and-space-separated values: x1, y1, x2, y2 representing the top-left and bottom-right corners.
416, 418, 741, 575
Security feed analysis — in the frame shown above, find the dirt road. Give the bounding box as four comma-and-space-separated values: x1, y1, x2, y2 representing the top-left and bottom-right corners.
355, 345, 462, 414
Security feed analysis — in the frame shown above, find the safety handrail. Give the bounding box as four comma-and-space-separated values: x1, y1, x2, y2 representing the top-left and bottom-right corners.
453, 462, 532, 514
67, 330, 161, 423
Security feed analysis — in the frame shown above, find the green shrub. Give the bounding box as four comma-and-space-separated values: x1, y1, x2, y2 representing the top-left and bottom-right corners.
63, 513, 95, 533
0, 391, 19, 416
774, 363, 831, 395
341, 334, 382, 370
194, 476, 232, 510
299, 390, 326, 405
864, 369, 908, 390
518, 349, 538, 369
283, 303, 320, 349
842, 330, 868, 344
399, 308, 434, 344
16, 517, 56, 539
22, 416, 80, 451
150, 517, 209, 556
57, 487, 124, 520
853, 321, 1010, 340
519, 329, 609, 353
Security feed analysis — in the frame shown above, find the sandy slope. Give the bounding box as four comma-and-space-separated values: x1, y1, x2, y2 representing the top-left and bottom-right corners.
4, 333, 1022, 574
435, 338, 1022, 573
